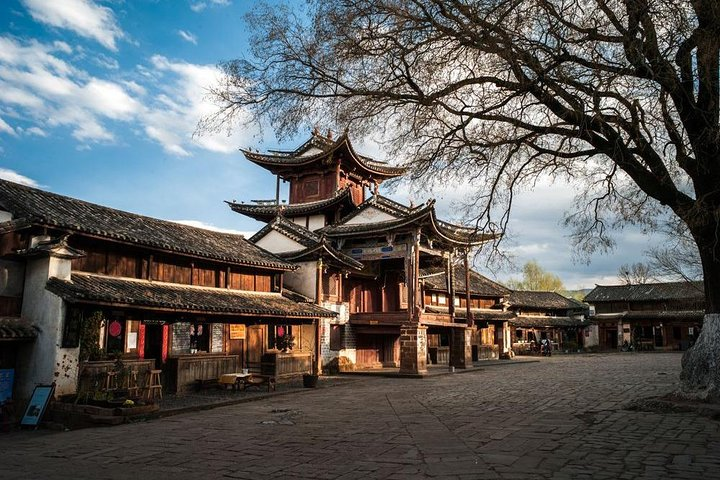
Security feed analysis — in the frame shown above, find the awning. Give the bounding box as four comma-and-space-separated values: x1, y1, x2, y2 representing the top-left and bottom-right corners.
46, 272, 337, 319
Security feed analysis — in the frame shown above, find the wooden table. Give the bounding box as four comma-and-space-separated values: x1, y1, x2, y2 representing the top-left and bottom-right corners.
219, 373, 250, 390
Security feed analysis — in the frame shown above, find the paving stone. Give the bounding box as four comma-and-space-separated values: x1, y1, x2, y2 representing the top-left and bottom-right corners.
1, 353, 718, 479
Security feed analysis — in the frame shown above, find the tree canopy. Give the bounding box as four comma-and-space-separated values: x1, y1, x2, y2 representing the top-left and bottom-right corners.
204, 0, 720, 399
507, 260, 565, 292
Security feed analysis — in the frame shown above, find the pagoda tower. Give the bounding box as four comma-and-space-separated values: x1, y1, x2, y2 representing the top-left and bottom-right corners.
230, 131, 506, 376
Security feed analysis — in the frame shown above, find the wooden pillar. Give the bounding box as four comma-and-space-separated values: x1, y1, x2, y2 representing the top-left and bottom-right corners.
464, 249, 474, 327
413, 229, 421, 321
314, 258, 323, 375
447, 250, 455, 321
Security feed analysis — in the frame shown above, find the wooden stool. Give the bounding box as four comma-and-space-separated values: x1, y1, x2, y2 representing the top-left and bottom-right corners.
104, 371, 118, 392
145, 369, 162, 400
126, 369, 140, 398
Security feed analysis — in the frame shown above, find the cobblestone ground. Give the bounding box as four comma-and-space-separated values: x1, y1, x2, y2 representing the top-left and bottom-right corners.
2, 353, 719, 479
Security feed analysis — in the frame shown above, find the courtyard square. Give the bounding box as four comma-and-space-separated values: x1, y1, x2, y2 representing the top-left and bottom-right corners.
2, 353, 719, 479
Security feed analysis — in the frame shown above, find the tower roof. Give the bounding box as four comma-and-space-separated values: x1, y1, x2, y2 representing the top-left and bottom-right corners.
241, 132, 406, 181
227, 187, 356, 222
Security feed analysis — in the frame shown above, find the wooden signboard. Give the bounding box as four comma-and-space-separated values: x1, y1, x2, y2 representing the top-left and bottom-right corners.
21, 384, 55, 428
229, 324, 246, 340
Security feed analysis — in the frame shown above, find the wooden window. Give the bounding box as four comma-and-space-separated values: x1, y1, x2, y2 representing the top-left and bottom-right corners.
61, 308, 83, 348
330, 324, 342, 351
438, 294, 447, 305
304, 180, 320, 197
268, 325, 294, 350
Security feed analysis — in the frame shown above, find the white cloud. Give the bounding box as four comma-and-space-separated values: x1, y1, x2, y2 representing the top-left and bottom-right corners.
52, 40, 73, 54
0, 36, 255, 155
190, 0, 230, 12
94, 53, 119, 70
25, 126, 47, 137
0, 117, 17, 136
171, 219, 252, 236
178, 30, 198, 45
0, 168, 38, 187
21, 0, 124, 51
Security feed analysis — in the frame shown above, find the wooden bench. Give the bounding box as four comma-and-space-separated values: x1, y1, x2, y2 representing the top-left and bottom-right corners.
239, 374, 276, 392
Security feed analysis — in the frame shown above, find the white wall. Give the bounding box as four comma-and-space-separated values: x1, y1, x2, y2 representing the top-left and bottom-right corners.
255, 230, 305, 253
344, 206, 397, 225
18, 254, 79, 399
584, 325, 599, 348
283, 261, 317, 300
307, 215, 325, 231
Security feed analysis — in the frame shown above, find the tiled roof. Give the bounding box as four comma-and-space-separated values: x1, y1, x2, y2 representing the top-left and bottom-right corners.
510, 315, 591, 328
0, 179, 294, 270
508, 291, 586, 310
424, 305, 514, 320
322, 201, 498, 246
241, 133, 406, 178
420, 267, 510, 297
584, 282, 705, 303
227, 188, 356, 222
336, 195, 414, 224
251, 217, 363, 270
46, 272, 336, 318
277, 243, 364, 270
0, 317, 39, 341
251, 216, 322, 248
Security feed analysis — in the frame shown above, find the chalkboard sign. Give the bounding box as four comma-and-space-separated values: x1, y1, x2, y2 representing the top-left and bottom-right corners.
21, 384, 54, 428
172, 322, 191, 354
211, 323, 223, 353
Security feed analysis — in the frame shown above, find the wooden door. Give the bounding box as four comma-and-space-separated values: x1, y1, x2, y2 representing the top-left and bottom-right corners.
246, 325, 264, 372
356, 335, 381, 366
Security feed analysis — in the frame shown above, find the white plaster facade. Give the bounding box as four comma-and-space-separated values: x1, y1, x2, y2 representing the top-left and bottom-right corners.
18, 252, 80, 399
344, 206, 397, 224
254, 229, 305, 253
283, 261, 317, 300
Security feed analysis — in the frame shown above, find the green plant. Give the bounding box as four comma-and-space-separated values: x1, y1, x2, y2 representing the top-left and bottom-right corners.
80, 311, 106, 361
275, 334, 295, 352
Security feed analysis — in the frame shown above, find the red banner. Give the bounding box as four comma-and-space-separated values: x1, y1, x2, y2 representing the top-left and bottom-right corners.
138, 323, 146, 359
162, 324, 169, 363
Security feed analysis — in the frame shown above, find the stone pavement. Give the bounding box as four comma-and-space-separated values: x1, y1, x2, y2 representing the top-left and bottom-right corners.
2, 353, 719, 479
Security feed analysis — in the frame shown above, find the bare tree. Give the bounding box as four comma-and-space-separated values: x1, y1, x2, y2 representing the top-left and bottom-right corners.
203, 1, 720, 400
646, 218, 703, 283
618, 262, 652, 285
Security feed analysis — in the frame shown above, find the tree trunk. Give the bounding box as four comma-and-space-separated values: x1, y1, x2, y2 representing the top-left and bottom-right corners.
679, 231, 720, 400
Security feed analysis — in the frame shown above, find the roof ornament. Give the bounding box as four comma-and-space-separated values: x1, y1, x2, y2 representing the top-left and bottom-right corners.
327, 129, 333, 140
312, 125, 320, 136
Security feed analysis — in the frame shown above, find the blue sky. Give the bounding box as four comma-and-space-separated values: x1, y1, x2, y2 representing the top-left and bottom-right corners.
0, 0, 663, 289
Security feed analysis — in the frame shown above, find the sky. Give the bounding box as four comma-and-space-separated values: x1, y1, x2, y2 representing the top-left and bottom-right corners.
0, 0, 667, 290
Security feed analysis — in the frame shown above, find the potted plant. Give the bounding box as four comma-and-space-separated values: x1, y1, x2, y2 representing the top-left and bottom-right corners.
275, 334, 295, 353
302, 372, 318, 388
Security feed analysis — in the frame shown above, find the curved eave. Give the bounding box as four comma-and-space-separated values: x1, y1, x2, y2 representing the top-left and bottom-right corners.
278, 243, 364, 271
322, 203, 436, 238
429, 214, 500, 246
226, 188, 356, 222
241, 134, 406, 180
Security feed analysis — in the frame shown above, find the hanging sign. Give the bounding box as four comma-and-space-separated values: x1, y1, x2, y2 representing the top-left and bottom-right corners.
229, 324, 246, 340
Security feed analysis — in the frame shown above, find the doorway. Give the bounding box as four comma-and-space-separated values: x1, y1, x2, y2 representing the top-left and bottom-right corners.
143, 323, 164, 369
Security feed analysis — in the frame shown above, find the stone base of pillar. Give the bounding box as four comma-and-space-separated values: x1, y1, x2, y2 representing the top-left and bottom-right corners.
450, 327, 473, 369
399, 324, 428, 375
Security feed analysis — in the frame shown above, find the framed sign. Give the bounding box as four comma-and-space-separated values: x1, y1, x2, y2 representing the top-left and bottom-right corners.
0, 369, 14, 403
229, 324, 246, 340
21, 384, 55, 428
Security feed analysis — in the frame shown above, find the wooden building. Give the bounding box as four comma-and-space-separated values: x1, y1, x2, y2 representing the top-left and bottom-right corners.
506, 291, 590, 354
0, 179, 335, 402
229, 132, 500, 374
420, 266, 513, 361
584, 282, 703, 351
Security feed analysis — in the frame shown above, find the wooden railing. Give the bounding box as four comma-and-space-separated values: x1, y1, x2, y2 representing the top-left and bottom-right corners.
260, 351, 312, 379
